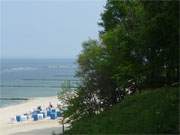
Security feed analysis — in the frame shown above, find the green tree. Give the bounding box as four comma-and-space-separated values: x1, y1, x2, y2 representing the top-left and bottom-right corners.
63, 0, 179, 122
141, 1, 179, 86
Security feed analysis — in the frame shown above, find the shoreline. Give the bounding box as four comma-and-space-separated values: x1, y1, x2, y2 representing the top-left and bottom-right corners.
0, 98, 31, 109
0, 96, 63, 135
0, 96, 54, 109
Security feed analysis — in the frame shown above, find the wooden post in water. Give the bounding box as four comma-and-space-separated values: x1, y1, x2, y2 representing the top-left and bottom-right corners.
62, 114, 65, 135
67, 80, 70, 90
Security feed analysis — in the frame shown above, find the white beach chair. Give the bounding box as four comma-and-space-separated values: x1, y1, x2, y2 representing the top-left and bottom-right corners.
20, 115, 28, 121
37, 114, 43, 120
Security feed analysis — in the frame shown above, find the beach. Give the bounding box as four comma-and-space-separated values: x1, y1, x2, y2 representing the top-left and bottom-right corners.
0, 96, 66, 135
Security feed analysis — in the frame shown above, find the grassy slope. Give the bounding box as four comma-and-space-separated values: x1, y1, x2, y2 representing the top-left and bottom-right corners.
65, 87, 179, 134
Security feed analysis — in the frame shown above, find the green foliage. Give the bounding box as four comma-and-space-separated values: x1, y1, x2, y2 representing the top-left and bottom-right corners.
58, 81, 70, 99
100, 0, 179, 88
60, 80, 71, 93
65, 87, 179, 134
141, 1, 179, 86
62, 0, 179, 127
63, 87, 88, 121
63, 40, 104, 119
57, 80, 72, 106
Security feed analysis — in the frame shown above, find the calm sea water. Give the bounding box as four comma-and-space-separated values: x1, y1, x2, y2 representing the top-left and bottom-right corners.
0, 59, 78, 107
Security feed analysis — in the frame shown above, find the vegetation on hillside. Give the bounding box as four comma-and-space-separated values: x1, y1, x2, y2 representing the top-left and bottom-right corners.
58, 1, 179, 134
65, 87, 179, 134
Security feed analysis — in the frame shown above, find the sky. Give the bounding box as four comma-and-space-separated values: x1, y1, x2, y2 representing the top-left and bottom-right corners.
0, 0, 106, 59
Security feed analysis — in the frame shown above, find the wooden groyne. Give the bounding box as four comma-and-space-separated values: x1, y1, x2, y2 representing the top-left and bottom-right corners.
0, 97, 29, 100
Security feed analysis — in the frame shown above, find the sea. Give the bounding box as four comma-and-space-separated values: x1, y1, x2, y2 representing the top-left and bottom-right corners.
0, 58, 78, 108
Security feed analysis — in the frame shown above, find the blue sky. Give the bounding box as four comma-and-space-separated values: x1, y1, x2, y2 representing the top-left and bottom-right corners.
1, 0, 106, 59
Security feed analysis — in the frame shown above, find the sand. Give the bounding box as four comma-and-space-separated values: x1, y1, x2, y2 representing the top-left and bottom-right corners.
0, 96, 67, 135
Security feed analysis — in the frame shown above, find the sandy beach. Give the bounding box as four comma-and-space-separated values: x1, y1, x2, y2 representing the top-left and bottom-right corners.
0, 96, 66, 135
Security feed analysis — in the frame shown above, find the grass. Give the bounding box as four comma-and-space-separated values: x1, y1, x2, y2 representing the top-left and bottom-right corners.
65, 87, 179, 134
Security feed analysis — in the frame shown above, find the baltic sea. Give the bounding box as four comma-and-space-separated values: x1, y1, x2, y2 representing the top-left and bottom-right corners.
0, 58, 77, 107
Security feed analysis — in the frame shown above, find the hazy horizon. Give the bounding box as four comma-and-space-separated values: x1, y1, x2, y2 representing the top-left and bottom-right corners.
0, 57, 76, 60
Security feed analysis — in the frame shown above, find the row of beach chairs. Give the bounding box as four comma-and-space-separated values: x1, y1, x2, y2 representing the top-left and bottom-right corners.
15, 108, 62, 122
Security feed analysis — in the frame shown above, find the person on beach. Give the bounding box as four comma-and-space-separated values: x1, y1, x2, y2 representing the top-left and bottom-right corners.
46, 102, 52, 110
37, 106, 42, 111
49, 102, 53, 108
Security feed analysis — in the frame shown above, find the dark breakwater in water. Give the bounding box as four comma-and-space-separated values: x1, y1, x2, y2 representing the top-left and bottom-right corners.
0, 97, 29, 100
